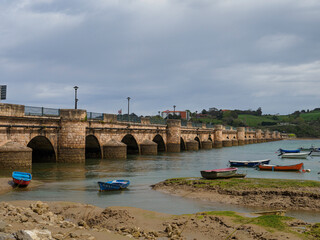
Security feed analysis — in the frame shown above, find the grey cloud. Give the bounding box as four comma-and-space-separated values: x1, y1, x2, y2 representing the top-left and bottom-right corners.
1, 0, 320, 115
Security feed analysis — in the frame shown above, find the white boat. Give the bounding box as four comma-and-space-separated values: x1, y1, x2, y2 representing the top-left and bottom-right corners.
280, 152, 310, 159
310, 151, 320, 156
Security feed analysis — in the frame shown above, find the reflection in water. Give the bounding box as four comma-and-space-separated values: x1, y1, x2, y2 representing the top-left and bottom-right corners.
0, 140, 320, 223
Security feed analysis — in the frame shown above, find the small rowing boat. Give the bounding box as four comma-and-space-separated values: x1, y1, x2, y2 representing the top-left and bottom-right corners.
200, 167, 238, 179
98, 180, 130, 191
279, 152, 310, 159
258, 163, 304, 171
279, 148, 300, 153
229, 159, 270, 167
12, 171, 32, 187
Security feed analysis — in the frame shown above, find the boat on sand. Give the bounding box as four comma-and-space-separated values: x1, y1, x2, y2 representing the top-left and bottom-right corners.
12, 171, 32, 187
200, 167, 241, 179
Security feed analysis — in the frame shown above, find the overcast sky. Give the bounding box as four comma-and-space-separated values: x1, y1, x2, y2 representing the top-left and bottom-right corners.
1, 0, 320, 116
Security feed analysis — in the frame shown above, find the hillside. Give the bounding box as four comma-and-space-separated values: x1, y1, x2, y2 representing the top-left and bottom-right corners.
191, 108, 320, 138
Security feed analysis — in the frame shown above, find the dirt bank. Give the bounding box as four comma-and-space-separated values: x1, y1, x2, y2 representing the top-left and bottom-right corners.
152, 178, 320, 212
0, 200, 319, 240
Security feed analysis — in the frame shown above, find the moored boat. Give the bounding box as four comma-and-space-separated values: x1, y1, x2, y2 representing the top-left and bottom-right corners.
200, 167, 238, 179
229, 159, 270, 167
280, 152, 310, 159
258, 163, 304, 171
12, 171, 32, 187
278, 148, 300, 153
98, 180, 130, 191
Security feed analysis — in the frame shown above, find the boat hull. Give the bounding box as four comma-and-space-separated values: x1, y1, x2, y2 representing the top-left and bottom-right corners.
258, 163, 303, 171
280, 153, 309, 159
229, 159, 270, 167
98, 180, 130, 191
279, 149, 300, 153
201, 168, 238, 179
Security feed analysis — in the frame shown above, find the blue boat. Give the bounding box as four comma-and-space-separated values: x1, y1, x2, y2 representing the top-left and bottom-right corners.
12, 171, 32, 187
279, 148, 300, 153
98, 180, 130, 191
229, 159, 271, 167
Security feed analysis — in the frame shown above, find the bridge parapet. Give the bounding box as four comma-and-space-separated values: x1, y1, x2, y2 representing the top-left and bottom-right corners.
0, 103, 25, 117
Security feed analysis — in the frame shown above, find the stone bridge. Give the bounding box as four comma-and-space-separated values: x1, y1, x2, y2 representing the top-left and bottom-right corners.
0, 103, 284, 168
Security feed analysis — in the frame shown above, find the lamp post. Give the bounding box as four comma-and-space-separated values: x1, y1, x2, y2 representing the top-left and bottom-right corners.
173, 105, 176, 117
74, 86, 79, 109
127, 97, 131, 122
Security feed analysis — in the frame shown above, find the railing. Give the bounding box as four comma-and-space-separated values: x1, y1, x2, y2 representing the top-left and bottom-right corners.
150, 118, 166, 125
181, 120, 188, 126
87, 112, 103, 120
117, 115, 141, 123
206, 123, 214, 128
192, 122, 202, 128
225, 126, 231, 130
25, 106, 60, 117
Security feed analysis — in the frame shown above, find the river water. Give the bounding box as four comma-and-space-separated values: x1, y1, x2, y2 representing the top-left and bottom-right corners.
1, 139, 320, 222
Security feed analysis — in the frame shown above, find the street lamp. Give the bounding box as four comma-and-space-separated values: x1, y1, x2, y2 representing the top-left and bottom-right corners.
173, 105, 176, 116
127, 97, 131, 122
74, 86, 79, 109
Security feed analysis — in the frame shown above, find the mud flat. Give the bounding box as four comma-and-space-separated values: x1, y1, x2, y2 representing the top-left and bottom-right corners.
0, 178, 42, 195
1, 200, 320, 240
152, 177, 320, 211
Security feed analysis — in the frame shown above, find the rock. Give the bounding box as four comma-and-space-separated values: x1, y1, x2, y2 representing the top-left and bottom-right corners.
0, 220, 6, 232
52, 233, 64, 240
0, 232, 15, 240
15, 229, 52, 240
77, 220, 88, 228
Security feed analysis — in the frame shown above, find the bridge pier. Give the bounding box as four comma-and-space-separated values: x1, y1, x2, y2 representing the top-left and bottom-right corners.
140, 140, 157, 155
223, 140, 232, 147
58, 109, 87, 163
166, 119, 181, 152
213, 125, 223, 148
186, 140, 199, 151
103, 140, 127, 159
237, 127, 245, 146
232, 139, 238, 146
201, 141, 212, 149
0, 141, 32, 169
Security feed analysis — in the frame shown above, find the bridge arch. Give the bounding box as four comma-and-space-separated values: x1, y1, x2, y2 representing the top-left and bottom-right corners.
85, 135, 102, 159
27, 136, 56, 163
122, 134, 140, 154
153, 134, 166, 152
194, 136, 201, 149
180, 137, 186, 151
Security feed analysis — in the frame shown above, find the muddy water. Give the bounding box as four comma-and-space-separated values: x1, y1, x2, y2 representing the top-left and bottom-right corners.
1, 139, 320, 223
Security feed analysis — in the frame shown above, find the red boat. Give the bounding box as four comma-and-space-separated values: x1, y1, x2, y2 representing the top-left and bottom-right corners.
258, 163, 304, 171
12, 171, 32, 186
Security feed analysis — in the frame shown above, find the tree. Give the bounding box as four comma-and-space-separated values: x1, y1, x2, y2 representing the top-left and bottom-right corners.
256, 107, 262, 116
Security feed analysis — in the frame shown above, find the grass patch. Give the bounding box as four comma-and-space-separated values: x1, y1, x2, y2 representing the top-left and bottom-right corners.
162, 178, 320, 191
305, 223, 320, 239
250, 215, 293, 231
